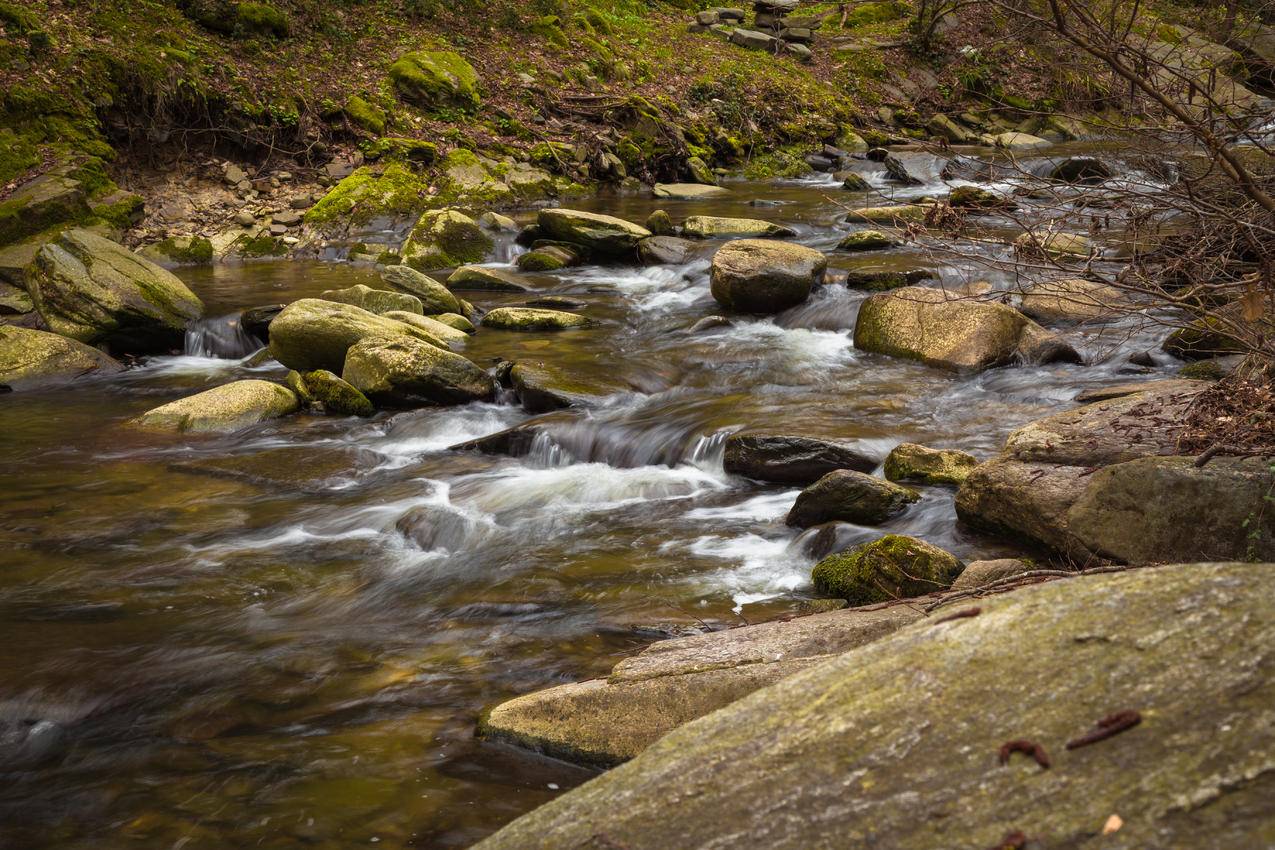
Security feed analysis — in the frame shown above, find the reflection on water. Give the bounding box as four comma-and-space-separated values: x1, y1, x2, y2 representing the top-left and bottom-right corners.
0, 150, 1184, 848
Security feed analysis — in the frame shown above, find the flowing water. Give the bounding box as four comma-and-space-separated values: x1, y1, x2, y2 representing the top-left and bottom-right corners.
0, 145, 1181, 848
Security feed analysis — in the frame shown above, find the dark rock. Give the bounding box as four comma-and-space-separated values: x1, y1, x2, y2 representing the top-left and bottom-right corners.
786, 470, 920, 527
724, 433, 877, 485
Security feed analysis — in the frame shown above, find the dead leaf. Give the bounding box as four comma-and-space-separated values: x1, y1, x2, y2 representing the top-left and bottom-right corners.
1241, 286, 1265, 323
1103, 814, 1123, 835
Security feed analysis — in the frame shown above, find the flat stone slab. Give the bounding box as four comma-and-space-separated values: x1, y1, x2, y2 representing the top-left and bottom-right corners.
652, 183, 732, 200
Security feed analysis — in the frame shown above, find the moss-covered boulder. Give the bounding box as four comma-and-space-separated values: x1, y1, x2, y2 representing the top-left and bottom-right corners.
812, 534, 961, 603
381, 265, 463, 315
681, 216, 796, 239
645, 209, 675, 235
137, 236, 215, 266
401, 209, 493, 271
853, 286, 1078, 372
475, 563, 1275, 850
510, 362, 625, 413
516, 245, 581, 272
1018, 277, 1128, 324
133, 380, 298, 433
381, 310, 469, 344
482, 307, 591, 331
267, 298, 447, 373
447, 265, 531, 292
842, 269, 931, 292
0, 325, 123, 391
843, 204, 932, 224
27, 229, 204, 352
299, 369, 375, 417
837, 230, 897, 251
0, 171, 91, 248
883, 443, 979, 486
948, 185, 1014, 211
723, 434, 877, 485
341, 335, 495, 407
343, 94, 386, 135
388, 50, 480, 110
432, 312, 475, 333
710, 240, 825, 314
304, 163, 431, 227
787, 470, 920, 528
537, 209, 650, 257
319, 283, 423, 316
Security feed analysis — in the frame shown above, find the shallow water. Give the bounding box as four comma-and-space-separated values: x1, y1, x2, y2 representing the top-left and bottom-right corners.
0, 146, 1183, 848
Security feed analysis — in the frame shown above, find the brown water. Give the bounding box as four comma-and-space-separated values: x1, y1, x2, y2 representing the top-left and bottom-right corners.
0, 147, 1179, 848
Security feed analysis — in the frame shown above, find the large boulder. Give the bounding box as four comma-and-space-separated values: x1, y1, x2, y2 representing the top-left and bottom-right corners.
388, 50, 480, 110
481, 307, 591, 331
401, 209, 493, 270
853, 286, 1079, 372
341, 335, 495, 406
382, 310, 469, 344
133, 380, 298, 433
0, 171, 91, 247
723, 434, 877, 485
681, 216, 796, 239
811, 534, 962, 603
319, 283, 423, 316
883, 442, 979, 486
478, 602, 924, 767
1018, 278, 1128, 324
474, 563, 1275, 850
26, 229, 203, 352
843, 204, 932, 224
268, 298, 448, 373
637, 235, 696, 265
536, 209, 651, 257
709, 239, 826, 314
0, 326, 123, 391
381, 265, 464, 315
787, 470, 920, 527
296, 369, 375, 417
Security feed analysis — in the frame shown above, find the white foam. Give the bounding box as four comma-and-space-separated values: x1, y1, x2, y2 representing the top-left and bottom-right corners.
685, 533, 808, 612
684, 490, 798, 522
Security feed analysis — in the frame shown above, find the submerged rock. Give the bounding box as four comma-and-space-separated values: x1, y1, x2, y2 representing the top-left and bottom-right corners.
724, 433, 877, 485
341, 336, 495, 407
474, 563, 1275, 850
27, 229, 203, 352
786, 470, 920, 527
510, 362, 624, 413
381, 265, 465, 315
133, 380, 299, 433
681, 216, 796, 239
811, 534, 962, 602
0, 325, 123, 391
319, 283, 423, 316
709, 239, 825, 314
481, 307, 591, 331
883, 442, 979, 486
537, 209, 650, 257
268, 298, 448, 373
853, 286, 1079, 372
478, 602, 924, 767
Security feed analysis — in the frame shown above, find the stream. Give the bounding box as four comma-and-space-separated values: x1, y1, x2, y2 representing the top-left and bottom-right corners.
0, 144, 1180, 848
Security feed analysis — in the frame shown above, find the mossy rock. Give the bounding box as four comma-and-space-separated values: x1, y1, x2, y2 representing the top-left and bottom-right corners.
0, 325, 123, 391
401, 209, 493, 271
319, 283, 423, 316
883, 443, 979, 486
0, 171, 92, 247
481, 307, 591, 332
510, 362, 625, 413
133, 380, 298, 434
234, 2, 289, 38
381, 265, 463, 315
844, 204, 933, 225
1013, 230, 1092, 260
682, 216, 795, 239
363, 138, 438, 165
447, 265, 531, 292
234, 233, 288, 258
305, 163, 432, 227
301, 369, 375, 417
787, 470, 920, 528
948, 185, 1013, 211
811, 534, 962, 604
138, 236, 214, 266
710, 240, 825, 314
516, 245, 580, 272
389, 50, 480, 111
837, 230, 897, 251
432, 312, 475, 333
1178, 360, 1228, 380
381, 310, 468, 344
344, 95, 386, 135
537, 209, 650, 257
341, 335, 494, 407
268, 298, 448, 373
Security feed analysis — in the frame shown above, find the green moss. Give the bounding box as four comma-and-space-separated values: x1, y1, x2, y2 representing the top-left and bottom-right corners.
344, 95, 386, 135
844, 0, 907, 26
528, 15, 569, 48
150, 236, 214, 264
0, 129, 40, 185
812, 535, 962, 604
89, 192, 145, 229
389, 50, 480, 111
362, 137, 438, 165
401, 209, 493, 270
1178, 360, 1228, 380
238, 234, 288, 257
743, 150, 812, 180
515, 249, 568, 272
235, 2, 289, 38
305, 163, 433, 226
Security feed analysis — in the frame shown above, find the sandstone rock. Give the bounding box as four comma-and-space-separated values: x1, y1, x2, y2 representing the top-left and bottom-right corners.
992, 131, 1051, 149
133, 380, 298, 433
637, 235, 696, 265
446, 265, 531, 292
0, 171, 91, 247
481, 307, 591, 331
0, 326, 123, 391
837, 230, 897, 251
853, 286, 1079, 372
1013, 229, 1092, 260
926, 114, 979, 144
950, 558, 1034, 591
319, 283, 423, 316
709, 239, 825, 314
26, 229, 204, 352
724, 433, 877, 484
381, 265, 464, 315
381, 310, 469, 344
812, 535, 962, 604
474, 563, 1275, 850
787, 470, 920, 527
537, 209, 651, 257
681, 216, 796, 239
341, 336, 495, 407
268, 298, 447, 373
1018, 277, 1128, 324
652, 183, 732, 200
883, 442, 979, 486
843, 204, 932, 224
